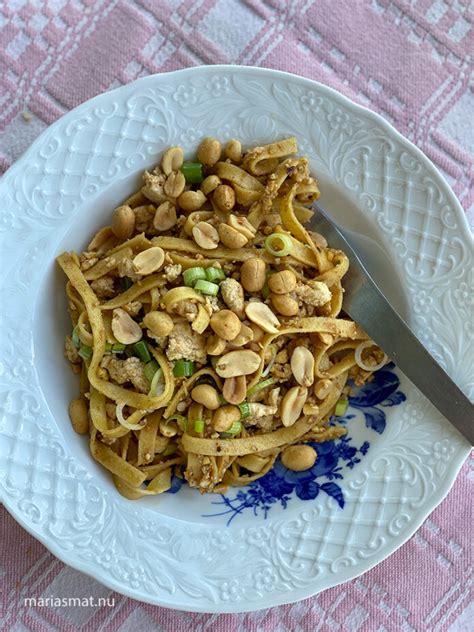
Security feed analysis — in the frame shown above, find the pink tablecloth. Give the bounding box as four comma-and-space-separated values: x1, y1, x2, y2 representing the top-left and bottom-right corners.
1, 1, 472, 630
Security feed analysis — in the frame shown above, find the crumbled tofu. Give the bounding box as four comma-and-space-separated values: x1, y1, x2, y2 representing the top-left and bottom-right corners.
204, 295, 220, 315
275, 349, 288, 364
166, 321, 207, 364
134, 204, 156, 233
270, 362, 292, 380
147, 332, 168, 348
163, 264, 182, 282
90, 276, 115, 299
142, 171, 167, 204
174, 300, 199, 322
117, 257, 141, 281
79, 252, 99, 271
294, 281, 331, 307
122, 301, 142, 317
64, 336, 80, 364
244, 413, 278, 432
101, 356, 149, 393
220, 278, 244, 316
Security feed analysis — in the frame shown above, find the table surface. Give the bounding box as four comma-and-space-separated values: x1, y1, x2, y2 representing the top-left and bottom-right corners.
0, 1, 472, 630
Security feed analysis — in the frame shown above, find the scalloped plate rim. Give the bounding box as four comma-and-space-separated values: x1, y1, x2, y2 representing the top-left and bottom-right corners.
1, 434, 468, 613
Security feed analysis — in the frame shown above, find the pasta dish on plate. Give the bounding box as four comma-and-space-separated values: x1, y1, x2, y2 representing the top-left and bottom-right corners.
58, 136, 387, 499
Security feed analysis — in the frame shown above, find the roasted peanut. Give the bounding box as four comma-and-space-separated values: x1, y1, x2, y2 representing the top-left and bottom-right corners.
159, 418, 178, 437
314, 378, 333, 400
223, 375, 247, 405
161, 146, 184, 175
112, 308, 142, 344
192, 221, 219, 249
68, 398, 89, 434
268, 270, 297, 294
206, 334, 227, 356
240, 259, 266, 292
218, 223, 247, 249
291, 346, 315, 387
200, 175, 221, 195
281, 445, 317, 471
212, 405, 241, 432
143, 311, 174, 337
210, 310, 242, 341
183, 210, 213, 235
303, 402, 320, 415
153, 201, 177, 232
213, 184, 235, 211
191, 384, 221, 410
164, 170, 186, 198
132, 246, 165, 274
178, 190, 207, 212
215, 349, 261, 378
228, 214, 256, 240
248, 322, 265, 342
245, 301, 280, 334
229, 323, 253, 347
197, 137, 222, 166
111, 205, 135, 239
309, 230, 328, 248
271, 293, 299, 317
225, 139, 242, 163
87, 226, 116, 252
280, 386, 308, 426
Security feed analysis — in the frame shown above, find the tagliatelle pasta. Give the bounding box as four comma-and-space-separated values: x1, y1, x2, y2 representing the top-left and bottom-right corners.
59, 136, 388, 499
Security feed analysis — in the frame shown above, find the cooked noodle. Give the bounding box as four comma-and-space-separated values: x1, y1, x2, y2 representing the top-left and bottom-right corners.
58, 137, 386, 497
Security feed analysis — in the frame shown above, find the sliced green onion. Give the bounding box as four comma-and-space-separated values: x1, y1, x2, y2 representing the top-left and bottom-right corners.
167, 414, 187, 431
194, 419, 205, 433
112, 343, 126, 354
205, 267, 226, 283
148, 368, 163, 397
264, 233, 292, 257
238, 402, 250, 419
72, 327, 81, 348
133, 341, 151, 363
144, 360, 160, 382
78, 345, 92, 360
194, 279, 219, 296
181, 161, 204, 184
246, 377, 277, 398
220, 421, 242, 438
334, 397, 349, 417
105, 342, 113, 352
121, 276, 133, 291
125, 346, 136, 358
183, 266, 207, 287
173, 360, 196, 377
261, 282, 270, 300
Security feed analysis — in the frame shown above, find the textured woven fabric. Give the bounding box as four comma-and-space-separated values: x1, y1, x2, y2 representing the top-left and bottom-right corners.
0, 1, 472, 630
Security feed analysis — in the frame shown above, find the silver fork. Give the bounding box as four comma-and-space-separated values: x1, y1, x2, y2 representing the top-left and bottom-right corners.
310, 203, 473, 445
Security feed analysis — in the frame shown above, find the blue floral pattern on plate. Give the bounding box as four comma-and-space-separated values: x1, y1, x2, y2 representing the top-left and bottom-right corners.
169, 363, 405, 524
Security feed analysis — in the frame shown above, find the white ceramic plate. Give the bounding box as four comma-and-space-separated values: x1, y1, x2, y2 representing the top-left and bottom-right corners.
0, 66, 471, 613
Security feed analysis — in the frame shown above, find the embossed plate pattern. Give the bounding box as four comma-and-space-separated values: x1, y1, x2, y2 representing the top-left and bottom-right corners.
0, 66, 471, 613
